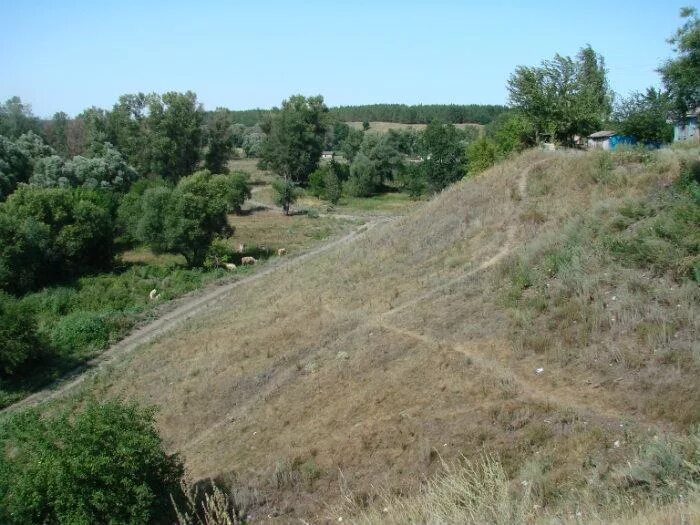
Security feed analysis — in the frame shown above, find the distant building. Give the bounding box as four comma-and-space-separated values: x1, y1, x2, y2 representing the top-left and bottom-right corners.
673, 108, 699, 142
321, 151, 334, 160
587, 130, 635, 150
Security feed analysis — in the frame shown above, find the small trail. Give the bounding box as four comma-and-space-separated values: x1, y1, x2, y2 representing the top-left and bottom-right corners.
2, 217, 394, 415
384, 158, 545, 318
322, 157, 661, 430
376, 321, 651, 428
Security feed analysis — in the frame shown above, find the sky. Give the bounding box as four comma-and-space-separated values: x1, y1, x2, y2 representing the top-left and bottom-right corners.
0, 0, 694, 117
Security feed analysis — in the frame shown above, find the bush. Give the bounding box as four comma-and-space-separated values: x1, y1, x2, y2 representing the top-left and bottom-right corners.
467, 137, 498, 174
0, 400, 184, 524
51, 310, 110, 355
308, 166, 328, 198
122, 170, 234, 266
344, 153, 378, 197
324, 168, 342, 204
0, 185, 117, 294
0, 292, 47, 377
271, 177, 301, 215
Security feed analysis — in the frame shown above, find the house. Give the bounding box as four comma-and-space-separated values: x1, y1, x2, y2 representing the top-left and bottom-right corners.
587, 130, 635, 150
321, 151, 334, 160
673, 108, 700, 142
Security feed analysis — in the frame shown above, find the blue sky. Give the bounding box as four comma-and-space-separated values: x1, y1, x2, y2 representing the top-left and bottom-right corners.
1, 0, 693, 117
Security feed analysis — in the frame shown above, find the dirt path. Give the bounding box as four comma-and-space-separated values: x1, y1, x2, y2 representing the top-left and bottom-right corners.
323, 158, 663, 430
2, 217, 395, 414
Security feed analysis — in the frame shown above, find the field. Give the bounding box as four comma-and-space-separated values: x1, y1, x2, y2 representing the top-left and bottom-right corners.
346, 121, 484, 134
68, 147, 700, 522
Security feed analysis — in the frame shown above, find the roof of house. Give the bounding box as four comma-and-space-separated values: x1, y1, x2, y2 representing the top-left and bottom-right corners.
588, 130, 617, 139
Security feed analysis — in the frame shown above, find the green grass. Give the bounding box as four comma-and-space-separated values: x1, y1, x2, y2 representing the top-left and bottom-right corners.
0, 259, 232, 408
336, 191, 415, 212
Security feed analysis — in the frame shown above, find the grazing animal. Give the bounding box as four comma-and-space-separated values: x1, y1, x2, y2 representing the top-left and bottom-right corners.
225, 263, 237, 270
237, 243, 246, 253
149, 288, 160, 301
277, 248, 287, 256
241, 256, 256, 265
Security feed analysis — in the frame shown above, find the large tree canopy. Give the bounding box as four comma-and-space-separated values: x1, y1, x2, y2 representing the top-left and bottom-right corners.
507, 46, 612, 144
259, 95, 328, 184
659, 7, 700, 116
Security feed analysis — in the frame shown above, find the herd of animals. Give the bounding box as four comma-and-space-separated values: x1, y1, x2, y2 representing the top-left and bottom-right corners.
148, 245, 287, 302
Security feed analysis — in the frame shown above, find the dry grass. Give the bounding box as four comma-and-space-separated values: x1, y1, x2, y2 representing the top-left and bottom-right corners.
226, 158, 273, 184
83, 148, 699, 521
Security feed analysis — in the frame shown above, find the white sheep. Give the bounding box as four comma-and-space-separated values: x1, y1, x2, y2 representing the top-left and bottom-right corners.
225, 263, 237, 270
241, 256, 257, 265
149, 288, 161, 301
277, 248, 287, 256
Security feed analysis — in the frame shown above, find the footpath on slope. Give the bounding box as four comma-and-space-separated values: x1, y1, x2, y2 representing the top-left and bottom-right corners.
323, 158, 669, 432
2, 216, 394, 415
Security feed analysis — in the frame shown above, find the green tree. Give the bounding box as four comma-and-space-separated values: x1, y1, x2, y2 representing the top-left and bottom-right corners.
466, 137, 498, 174
0, 400, 184, 524
614, 88, 674, 144
487, 111, 535, 154
324, 167, 342, 204
259, 95, 328, 185
0, 97, 42, 140
46, 111, 70, 156
204, 108, 235, 173
421, 120, 465, 193
0, 292, 47, 377
143, 91, 204, 181
271, 176, 301, 215
508, 46, 612, 144
659, 7, 700, 116
345, 152, 378, 197
0, 136, 31, 200
339, 127, 364, 162
124, 170, 234, 265
0, 186, 116, 294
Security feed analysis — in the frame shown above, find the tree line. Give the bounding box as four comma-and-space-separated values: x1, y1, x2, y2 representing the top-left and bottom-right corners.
227, 103, 507, 127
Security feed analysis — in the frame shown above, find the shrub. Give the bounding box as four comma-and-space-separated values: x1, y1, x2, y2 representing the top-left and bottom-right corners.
345, 153, 378, 197
467, 137, 498, 174
122, 170, 234, 266
0, 292, 47, 377
0, 400, 184, 524
271, 177, 301, 215
0, 185, 117, 294
308, 166, 328, 198
324, 168, 342, 204
51, 310, 110, 355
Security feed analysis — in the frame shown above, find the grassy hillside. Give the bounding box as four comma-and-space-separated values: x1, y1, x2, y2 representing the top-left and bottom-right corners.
90, 147, 698, 522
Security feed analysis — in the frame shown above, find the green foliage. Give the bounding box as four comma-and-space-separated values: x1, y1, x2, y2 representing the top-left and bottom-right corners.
345, 152, 379, 197
508, 45, 612, 144
308, 165, 329, 198
0, 135, 31, 200
204, 108, 235, 173
327, 103, 508, 125
421, 121, 466, 192
0, 186, 116, 294
324, 167, 342, 204
339, 127, 364, 162
0, 400, 184, 524
259, 95, 329, 184
486, 111, 535, 154
362, 120, 370, 131
401, 162, 427, 198
0, 97, 43, 140
142, 92, 205, 181
123, 170, 234, 266
51, 310, 110, 355
614, 88, 674, 144
271, 177, 301, 214
467, 138, 498, 174
0, 292, 47, 377
658, 7, 700, 116
604, 163, 700, 281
